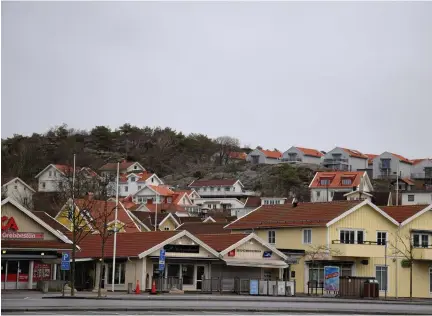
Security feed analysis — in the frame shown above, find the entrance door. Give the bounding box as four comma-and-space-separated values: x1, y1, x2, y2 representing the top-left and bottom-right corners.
196, 266, 205, 290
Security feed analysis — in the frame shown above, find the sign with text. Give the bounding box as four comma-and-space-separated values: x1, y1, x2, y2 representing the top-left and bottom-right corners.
159, 249, 166, 271
33, 263, 51, 281
164, 244, 199, 254
1, 231, 44, 240
324, 266, 340, 292
1, 216, 19, 231
61, 253, 70, 271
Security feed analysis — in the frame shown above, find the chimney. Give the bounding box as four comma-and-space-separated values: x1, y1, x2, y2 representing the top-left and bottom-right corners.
292, 198, 298, 208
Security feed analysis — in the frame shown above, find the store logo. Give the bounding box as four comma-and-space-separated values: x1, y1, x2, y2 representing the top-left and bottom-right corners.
1, 216, 18, 231
227, 249, 236, 257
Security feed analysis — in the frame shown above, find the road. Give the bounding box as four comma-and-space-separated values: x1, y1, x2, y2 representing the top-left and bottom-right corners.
2, 293, 432, 315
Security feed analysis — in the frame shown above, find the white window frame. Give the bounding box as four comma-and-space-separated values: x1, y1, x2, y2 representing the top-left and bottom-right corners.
268, 230, 276, 245
106, 262, 126, 285
376, 231, 387, 246
408, 194, 415, 202
303, 229, 312, 244
375, 265, 388, 292
412, 233, 430, 248
339, 228, 365, 244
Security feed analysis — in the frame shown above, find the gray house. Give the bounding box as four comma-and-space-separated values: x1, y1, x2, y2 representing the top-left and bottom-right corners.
371, 152, 413, 180
322, 147, 368, 171
282, 146, 323, 165
246, 148, 282, 165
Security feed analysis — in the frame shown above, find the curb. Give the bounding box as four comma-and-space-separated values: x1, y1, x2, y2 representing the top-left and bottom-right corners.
40, 295, 432, 306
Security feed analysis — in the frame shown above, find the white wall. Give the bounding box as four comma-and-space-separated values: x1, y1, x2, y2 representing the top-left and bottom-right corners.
247, 149, 280, 165
411, 160, 432, 178
117, 174, 162, 197
302, 155, 322, 165
401, 193, 432, 205
37, 166, 65, 192
193, 181, 243, 197
282, 147, 321, 165
126, 163, 145, 173
350, 156, 368, 171
322, 148, 350, 170
2, 180, 34, 207
193, 198, 245, 210
310, 188, 351, 202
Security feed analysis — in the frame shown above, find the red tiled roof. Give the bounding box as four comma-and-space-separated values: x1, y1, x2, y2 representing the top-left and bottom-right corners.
144, 203, 187, 213
244, 196, 262, 208
1, 240, 74, 250
189, 179, 238, 187
54, 164, 74, 174
118, 172, 154, 183
172, 192, 187, 205
180, 222, 229, 235
226, 201, 360, 230
196, 233, 246, 251
365, 154, 378, 165
228, 152, 247, 160
309, 171, 365, 189
411, 158, 431, 165
340, 148, 368, 159
401, 178, 415, 186
147, 185, 175, 196
296, 147, 323, 158
380, 205, 428, 223
259, 149, 282, 159
75, 231, 179, 258
136, 172, 154, 183
33, 211, 70, 233
99, 161, 141, 171
391, 153, 412, 164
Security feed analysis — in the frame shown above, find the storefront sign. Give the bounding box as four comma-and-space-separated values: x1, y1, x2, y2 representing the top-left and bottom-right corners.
249, 279, 259, 295
324, 266, 340, 292
1, 231, 44, 239
164, 244, 199, 253
1, 216, 19, 231
1, 274, 29, 282
33, 263, 51, 281
237, 249, 261, 253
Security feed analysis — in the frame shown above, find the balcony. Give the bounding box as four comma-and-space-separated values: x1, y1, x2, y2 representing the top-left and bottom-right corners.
377, 173, 397, 180
323, 158, 349, 165
282, 157, 302, 163
413, 247, 432, 261
331, 240, 385, 258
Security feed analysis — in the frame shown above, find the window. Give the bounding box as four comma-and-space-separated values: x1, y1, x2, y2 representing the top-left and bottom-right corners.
164, 227, 170, 231
377, 231, 387, 246
167, 197, 172, 203
320, 179, 330, 186
42, 182, 46, 189
55, 171, 57, 177
303, 229, 312, 244
408, 195, 415, 202
125, 186, 128, 192
134, 166, 137, 169
203, 188, 207, 192
14, 185, 17, 190
413, 233, 430, 248
225, 187, 230, 191
49, 171, 52, 177
316, 191, 320, 198
217, 187, 221, 191
375, 266, 388, 291
182, 198, 185, 204
341, 178, 352, 185
340, 229, 364, 244
131, 177, 136, 182
138, 186, 141, 190
268, 230, 276, 244
23, 197, 28, 205
151, 178, 154, 183
210, 187, 214, 192
107, 263, 126, 285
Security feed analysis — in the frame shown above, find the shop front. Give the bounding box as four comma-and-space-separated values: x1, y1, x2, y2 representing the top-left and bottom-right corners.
1, 198, 73, 290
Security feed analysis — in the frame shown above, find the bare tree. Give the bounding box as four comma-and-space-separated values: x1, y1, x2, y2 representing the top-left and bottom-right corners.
214, 136, 241, 165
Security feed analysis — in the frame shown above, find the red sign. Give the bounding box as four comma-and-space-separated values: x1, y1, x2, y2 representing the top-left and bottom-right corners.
0, 274, 29, 282
33, 263, 51, 281
1, 216, 19, 231
228, 249, 236, 257
1, 231, 44, 240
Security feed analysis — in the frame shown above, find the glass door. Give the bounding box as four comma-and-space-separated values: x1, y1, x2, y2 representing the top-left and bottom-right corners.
196, 266, 205, 290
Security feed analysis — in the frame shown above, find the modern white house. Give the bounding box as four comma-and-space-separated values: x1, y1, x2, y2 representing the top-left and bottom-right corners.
371, 152, 413, 180
401, 191, 432, 206
411, 158, 432, 181
309, 171, 373, 202
193, 197, 245, 211
188, 179, 249, 198
246, 149, 282, 165
321, 147, 368, 171
99, 160, 145, 178
282, 146, 323, 165
117, 172, 163, 197
1, 177, 36, 208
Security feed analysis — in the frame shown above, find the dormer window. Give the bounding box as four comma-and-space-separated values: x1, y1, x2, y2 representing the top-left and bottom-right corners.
134, 165, 137, 169
131, 177, 136, 182
341, 178, 352, 185
320, 179, 331, 186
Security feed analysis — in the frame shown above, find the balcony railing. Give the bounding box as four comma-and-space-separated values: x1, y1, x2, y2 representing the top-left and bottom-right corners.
323, 158, 349, 164
412, 245, 432, 261
377, 173, 397, 180
331, 240, 385, 258
282, 157, 302, 162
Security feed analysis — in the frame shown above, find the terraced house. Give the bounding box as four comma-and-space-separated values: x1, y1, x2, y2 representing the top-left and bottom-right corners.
225, 200, 432, 298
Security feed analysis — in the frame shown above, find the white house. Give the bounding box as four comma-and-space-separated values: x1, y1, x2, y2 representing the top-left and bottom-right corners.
132, 184, 174, 204
309, 171, 373, 202
246, 148, 282, 165
1, 177, 36, 208
188, 179, 247, 197
322, 147, 368, 171
372, 152, 413, 180
193, 197, 245, 211
35, 164, 73, 192
401, 191, 432, 206
99, 160, 145, 178
410, 158, 432, 180
117, 172, 163, 197
282, 146, 323, 165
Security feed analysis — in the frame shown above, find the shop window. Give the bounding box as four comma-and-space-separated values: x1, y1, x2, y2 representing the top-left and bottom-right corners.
167, 264, 180, 278
182, 264, 194, 285
107, 263, 125, 285
375, 266, 388, 291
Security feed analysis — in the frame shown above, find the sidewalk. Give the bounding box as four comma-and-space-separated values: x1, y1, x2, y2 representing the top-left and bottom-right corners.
40, 291, 432, 305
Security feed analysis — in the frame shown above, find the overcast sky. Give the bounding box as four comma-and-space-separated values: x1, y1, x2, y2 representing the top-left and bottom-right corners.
2, 2, 431, 158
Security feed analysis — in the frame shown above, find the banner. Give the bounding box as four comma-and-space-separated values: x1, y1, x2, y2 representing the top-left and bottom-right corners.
33, 263, 51, 281
324, 266, 340, 292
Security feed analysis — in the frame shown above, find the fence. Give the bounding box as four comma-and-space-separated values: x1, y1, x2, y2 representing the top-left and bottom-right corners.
201, 277, 295, 296
154, 277, 183, 292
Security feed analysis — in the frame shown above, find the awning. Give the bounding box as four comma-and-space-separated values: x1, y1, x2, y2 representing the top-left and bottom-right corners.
224, 258, 288, 269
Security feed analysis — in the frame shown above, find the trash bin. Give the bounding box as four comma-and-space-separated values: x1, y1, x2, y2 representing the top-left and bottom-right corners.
127, 282, 133, 294
363, 279, 379, 298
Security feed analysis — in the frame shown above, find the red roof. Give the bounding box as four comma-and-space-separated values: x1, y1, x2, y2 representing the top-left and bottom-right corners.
381, 205, 428, 223
1, 240, 74, 250
33, 211, 70, 233
226, 201, 360, 230
172, 192, 187, 205
75, 231, 179, 258
144, 203, 187, 213
296, 147, 323, 158
340, 148, 368, 159
259, 149, 282, 159
391, 153, 412, 164
244, 196, 262, 208
147, 185, 174, 196
309, 171, 365, 189
411, 158, 431, 165
119, 172, 154, 183
228, 152, 247, 160
180, 223, 229, 235
189, 179, 238, 187
99, 161, 141, 171
196, 233, 246, 251
401, 178, 415, 186
54, 164, 74, 174
365, 154, 378, 165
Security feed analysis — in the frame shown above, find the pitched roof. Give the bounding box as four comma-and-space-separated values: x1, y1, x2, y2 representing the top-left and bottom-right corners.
309, 171, 366, 189
259, 149, 282, 159
144, 203, 187, 213
173, 192, 187, 204
196, 233, 246, 251
228, 152, 247, 160
226, 201, 360, 230
244, 196, 262, 208
147, 185, 175, 196
175, 216, 204, 224
380, 205, 428, 223
189, 179, 238, 187
296, 147, 323, 158
391, 153, 412, 164
75, 231, 179, 258
99, 161, 142, 171
33, 211, 70, 233
180, 222, 229, 235
339, 148, 368, 159
1, 177, 36, 193
411, 158, 431, 165
401, 178, 415, 186
332, 191, 392, 206
365, 154, 378, 165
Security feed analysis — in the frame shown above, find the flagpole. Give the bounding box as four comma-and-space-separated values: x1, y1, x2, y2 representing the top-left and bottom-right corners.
72, 154, 76, 201
155, 193, 158, 231
111, 162, 119, 292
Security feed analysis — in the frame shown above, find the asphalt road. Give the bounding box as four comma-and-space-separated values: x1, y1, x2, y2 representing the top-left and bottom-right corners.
2, 296, 432, 315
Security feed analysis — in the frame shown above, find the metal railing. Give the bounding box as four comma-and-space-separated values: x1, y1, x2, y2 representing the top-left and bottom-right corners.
154, 277, 183, 292
323, 158, 349, 164
332, 240, 383, 245
282, 157, 302, 162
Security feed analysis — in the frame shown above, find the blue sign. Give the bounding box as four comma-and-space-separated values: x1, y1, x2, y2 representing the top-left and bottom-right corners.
250, 279, 259, 295
159, 249, 166, 271
61, 252, 70, 271
263, 251, 272, 258
324, 266, 340, 292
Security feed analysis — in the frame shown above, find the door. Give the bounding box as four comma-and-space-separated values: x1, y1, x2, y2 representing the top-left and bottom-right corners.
196, 266, 205, 290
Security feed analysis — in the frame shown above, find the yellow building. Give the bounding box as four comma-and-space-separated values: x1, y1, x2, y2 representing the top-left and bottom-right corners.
226, 200, 432, 298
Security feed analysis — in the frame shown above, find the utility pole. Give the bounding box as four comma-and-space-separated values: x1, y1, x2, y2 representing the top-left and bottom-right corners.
111, 162, 119, 292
